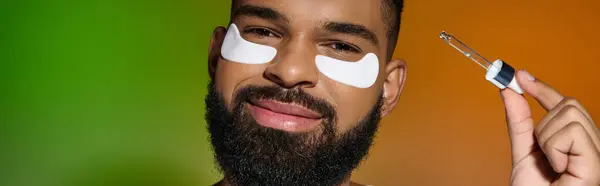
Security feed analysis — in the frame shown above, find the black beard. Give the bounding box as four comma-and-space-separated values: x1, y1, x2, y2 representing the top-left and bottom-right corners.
205, 81, 383, 186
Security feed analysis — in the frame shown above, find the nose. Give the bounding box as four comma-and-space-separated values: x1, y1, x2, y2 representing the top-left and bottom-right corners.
264, 38, 318, 89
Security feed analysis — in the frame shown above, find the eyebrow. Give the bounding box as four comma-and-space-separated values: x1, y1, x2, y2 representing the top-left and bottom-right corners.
232, 5, 290, 23
323, 22, 379, 46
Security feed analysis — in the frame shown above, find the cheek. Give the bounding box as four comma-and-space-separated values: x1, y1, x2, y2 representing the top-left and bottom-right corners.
214, 60, 268, 107
328, 84, 381, 132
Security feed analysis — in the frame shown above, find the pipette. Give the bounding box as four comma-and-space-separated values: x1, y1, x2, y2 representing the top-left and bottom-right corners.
439, 31, 524, 94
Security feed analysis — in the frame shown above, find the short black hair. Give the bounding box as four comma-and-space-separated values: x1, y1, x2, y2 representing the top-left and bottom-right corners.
230, 0, 404, 58
382, 0, 404, 58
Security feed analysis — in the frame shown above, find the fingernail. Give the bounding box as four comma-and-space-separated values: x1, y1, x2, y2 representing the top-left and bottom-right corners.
520, 70, 535, 81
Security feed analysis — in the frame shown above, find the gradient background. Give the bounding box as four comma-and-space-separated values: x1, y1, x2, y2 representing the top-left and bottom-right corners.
2, 0, 599, 186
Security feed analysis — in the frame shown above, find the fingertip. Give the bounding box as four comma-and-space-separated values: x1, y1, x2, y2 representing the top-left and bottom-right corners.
500, 88, 509, 101
499, 86, 531, 123
516, 70, 536, 88
514, 69, 565, 110
515, 69, 540, 96
500, 88, 522, 103
518, 70, 536, 82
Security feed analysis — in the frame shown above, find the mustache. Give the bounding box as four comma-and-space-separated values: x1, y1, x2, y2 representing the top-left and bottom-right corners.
233, 85, 337, 119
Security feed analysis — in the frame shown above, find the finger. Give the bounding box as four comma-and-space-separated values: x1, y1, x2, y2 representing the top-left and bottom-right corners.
540, 122, 599, 178
518, 70, 600, 148
536, 104, 600, 151
501, 88, 536, 165
552, 174, 592, 186
536, 97, 596, 131
515, 70, 565, 111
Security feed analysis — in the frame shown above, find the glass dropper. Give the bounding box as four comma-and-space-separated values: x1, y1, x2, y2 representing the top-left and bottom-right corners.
439, 31, 498, 70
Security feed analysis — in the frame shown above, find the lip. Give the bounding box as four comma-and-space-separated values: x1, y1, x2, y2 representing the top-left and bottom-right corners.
252, 99, 322, 119
247, 99, 323, 132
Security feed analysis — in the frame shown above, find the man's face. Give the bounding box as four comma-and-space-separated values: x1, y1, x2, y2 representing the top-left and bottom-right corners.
206, 0, 406, 185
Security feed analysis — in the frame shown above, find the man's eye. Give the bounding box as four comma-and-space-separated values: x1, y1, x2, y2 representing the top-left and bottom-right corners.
244, 28, 277, 38
330, 43, 360, 53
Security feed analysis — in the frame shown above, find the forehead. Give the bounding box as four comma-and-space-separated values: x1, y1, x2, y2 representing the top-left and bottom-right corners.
233, 0, 386, 36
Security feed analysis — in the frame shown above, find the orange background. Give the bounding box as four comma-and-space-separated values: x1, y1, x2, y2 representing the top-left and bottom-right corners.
353, 0, 600, 185
5, 1, 598, 186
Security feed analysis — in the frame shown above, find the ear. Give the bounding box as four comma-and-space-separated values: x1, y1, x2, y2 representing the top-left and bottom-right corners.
208, 26, 227, 80
380, 58, 407, 117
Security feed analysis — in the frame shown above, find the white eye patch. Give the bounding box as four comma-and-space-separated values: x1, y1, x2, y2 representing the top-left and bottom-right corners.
220, 23, 378, 88
221, 23, 277, 64
315, 53, 379, 88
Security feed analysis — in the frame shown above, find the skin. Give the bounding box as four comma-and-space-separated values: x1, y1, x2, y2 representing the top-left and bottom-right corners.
208, 0, 405, 185
502, 70, 600, 186
207, 0, 599, 185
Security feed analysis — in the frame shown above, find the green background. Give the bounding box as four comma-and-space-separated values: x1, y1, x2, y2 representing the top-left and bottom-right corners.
2, 1, 231, 185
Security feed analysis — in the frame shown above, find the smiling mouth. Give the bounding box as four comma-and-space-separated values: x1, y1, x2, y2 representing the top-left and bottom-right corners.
246, 99, 324, 132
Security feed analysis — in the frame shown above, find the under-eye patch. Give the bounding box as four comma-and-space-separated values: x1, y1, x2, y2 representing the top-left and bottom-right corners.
315, 53, 379, 89
221, 23, 277, 64
221, 23, 379, 89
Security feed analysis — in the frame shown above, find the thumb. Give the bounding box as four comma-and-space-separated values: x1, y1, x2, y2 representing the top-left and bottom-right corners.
501, 84, 536, 165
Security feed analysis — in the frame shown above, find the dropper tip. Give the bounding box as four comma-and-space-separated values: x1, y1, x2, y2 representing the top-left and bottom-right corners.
439, 31, 451, 40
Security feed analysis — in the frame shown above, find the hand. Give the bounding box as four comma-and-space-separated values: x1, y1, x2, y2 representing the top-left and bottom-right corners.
501, 70, 600, 186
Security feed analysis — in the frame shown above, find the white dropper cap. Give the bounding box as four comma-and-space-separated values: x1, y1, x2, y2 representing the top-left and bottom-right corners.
485, 59, 523, 94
